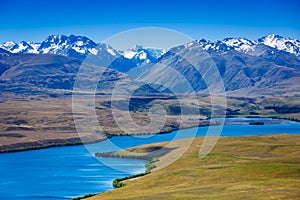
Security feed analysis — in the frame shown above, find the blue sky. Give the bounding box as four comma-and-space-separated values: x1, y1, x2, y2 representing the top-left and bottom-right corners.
0, 0, 299, 43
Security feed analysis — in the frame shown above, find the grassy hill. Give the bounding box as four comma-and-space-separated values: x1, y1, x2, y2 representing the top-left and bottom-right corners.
90, 135, 300, 200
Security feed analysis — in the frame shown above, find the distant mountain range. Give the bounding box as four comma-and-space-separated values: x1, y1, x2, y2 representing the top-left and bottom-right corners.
1, 34, 299, 58
0, 35, 165, 67
0, 34, 299, 96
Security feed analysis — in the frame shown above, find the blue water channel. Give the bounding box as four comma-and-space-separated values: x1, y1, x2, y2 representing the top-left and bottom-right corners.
0, 118, 299, 199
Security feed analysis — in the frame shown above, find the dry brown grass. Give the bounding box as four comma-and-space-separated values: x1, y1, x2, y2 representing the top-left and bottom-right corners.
0, 94, 204, 152
0, 93, 299, 152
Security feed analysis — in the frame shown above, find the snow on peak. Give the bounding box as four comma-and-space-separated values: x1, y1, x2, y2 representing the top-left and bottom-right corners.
129, 45, 144, 52
1, 34, 299, 61
1, 41, 16, 50
0, 41, 40, 54
122, 45, 166, 64
27, 42, 41, 53
195, 34, 300, 56
0, 35, 122, 58
38, 34, 98, 56
10, 41, 32, 53
122, 45, 149, 63
100, 43, 120, 56
193, 39, 233, 53
222, 38, 257, 52
258, 34, 300, 56
123, 50, 137, 59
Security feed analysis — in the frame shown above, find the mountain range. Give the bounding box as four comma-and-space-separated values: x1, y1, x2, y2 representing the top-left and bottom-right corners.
0, 34, 299, 96
0, 35, 165, 68
1, 34, 299, 58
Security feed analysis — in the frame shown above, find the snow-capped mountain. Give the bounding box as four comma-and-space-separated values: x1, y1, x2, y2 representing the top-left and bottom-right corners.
258, 34, 300, 56
0, 35, 121, 60
142, 35, 300, 96
179, 34, 300, 57
38, 35, 96, 54
185, 38, 254, 54
218, 34, 299, 56
1, 34, 299, 63
0, 41, 39, 53
195, 39, 233, 53
0, 35, 166, 64
123, 45, 165, 65
37, 35, 122, 60
0, 41, 17, 52
1, 34, 300, 96
222, 38, 257, 53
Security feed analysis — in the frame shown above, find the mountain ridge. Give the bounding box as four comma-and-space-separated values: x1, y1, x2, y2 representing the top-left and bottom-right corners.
0, 34, 300, 96
1, 34, 299, 58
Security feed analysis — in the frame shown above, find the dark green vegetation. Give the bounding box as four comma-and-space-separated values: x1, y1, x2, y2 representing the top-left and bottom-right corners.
0, 139, 101, 153
112, 172, 150, 188
90, 135, 300, 200
92, 156, 158, 190
71, 193, 97, 200
264, 105, 300, 114
249, 121, 264, 125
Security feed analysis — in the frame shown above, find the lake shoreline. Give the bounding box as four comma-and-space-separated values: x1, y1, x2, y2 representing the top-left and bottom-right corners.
78, 132, 300, 199
0, 120, 217, 154
1, 118, 299, 199
0, 137, 105, 154
90, 133, 299, 199
1, 116, 298, 154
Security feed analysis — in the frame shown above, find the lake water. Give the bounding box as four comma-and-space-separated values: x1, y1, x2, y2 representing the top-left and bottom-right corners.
0, 118, 299, 199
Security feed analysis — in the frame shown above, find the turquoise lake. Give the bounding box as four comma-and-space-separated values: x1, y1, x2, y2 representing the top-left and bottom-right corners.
0, 118, 299, 199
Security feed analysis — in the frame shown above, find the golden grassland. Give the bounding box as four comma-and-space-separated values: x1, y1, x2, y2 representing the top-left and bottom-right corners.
0, 93, 299, 152
0, 94, 204, 152
90, 135, 300, 200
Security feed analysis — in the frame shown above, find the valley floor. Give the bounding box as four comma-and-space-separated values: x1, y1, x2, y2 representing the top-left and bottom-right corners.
90, 135, 300, 200
0, 94, 299, 153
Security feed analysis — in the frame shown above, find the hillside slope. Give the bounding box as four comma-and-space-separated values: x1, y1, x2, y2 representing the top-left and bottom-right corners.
90, 135, 300, 200
140, 42, 300, 95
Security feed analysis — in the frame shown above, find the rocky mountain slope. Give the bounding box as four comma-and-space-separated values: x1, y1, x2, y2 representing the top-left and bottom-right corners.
0, 34, 299, 96
141, 40, 300, 95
